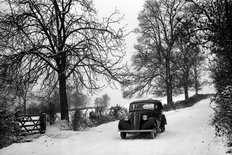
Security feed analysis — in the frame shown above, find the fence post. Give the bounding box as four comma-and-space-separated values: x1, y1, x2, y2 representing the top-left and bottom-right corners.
39, 113, 46, 134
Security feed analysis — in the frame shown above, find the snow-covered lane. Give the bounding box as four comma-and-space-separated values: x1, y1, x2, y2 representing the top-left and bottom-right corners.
0, 98, 228, 155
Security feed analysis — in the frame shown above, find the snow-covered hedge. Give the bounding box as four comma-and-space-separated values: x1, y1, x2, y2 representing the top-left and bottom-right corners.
212, 86, 232, 148
163, 94, 212, 111
0, 108, 20, 148
70, 105, 128, 131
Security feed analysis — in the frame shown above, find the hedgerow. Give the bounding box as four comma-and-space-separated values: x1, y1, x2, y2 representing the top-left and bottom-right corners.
212, 86, 232, 150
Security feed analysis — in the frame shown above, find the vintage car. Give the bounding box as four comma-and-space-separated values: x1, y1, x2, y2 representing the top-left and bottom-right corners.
118, 99, 167, 139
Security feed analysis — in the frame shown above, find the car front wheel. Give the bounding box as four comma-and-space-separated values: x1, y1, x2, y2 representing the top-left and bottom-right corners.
120, 132, 127, 139
151, 129, 157, 139
160, 125, 165, 132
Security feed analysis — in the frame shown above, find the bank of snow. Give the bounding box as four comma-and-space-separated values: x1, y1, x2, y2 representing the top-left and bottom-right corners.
0, 97, 228, 155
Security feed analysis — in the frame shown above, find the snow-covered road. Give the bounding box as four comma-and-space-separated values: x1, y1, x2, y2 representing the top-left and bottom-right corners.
0, 98, 228, 155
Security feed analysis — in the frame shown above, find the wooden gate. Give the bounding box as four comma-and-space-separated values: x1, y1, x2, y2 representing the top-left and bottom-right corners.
16, 113, 46, 134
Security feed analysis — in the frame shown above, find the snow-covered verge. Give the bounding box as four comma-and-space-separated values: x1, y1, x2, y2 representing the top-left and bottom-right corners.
0, 98, 229, 155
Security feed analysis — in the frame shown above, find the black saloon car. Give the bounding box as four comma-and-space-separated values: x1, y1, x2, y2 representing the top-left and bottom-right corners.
118, 99, 167, 139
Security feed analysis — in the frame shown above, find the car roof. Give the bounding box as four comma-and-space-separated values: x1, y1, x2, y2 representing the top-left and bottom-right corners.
130, 99, 162, 104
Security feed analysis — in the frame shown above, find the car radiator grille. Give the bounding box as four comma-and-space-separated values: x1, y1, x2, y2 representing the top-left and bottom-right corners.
130, 113, 141, 130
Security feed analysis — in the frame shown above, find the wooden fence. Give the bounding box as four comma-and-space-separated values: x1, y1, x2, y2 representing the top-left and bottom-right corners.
16, 113, 46, 135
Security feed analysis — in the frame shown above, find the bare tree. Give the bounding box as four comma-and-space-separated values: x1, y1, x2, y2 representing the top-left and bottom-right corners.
67, 85, 90, 109
174, 44, 204, 99
122, 0, 191, 106
173, 6, 206, 100
0, 59, 30, 112
0, 0, 126, 120
94, 93, 110, 115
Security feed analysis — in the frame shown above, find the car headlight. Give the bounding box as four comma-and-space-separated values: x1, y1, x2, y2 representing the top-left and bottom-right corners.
142, 115, 148, 121
124, 115, 129, 121
154, 105, 158, 109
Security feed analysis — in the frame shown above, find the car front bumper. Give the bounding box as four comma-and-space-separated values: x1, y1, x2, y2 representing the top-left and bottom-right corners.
119, 129, 155, 133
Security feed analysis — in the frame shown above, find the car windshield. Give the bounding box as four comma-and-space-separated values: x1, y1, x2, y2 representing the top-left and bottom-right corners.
130, 103, 155, 111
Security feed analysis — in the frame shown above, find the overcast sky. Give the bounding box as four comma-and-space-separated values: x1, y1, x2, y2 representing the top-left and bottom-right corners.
94, 0, 144, 62
91, 0, 145, 106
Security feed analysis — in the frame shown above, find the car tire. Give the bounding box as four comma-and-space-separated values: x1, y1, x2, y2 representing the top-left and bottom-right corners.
120, 132, 127, 139
160, 125, 165, 132
151, 129, 157, 139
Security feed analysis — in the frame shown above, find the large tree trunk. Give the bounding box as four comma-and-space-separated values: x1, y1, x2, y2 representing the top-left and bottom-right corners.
166, 80, 173, 106
57, 52, 69, 121
195, 81, 199, 95
166, 57, 174, 106
184, 70, 189, 100
184, 85, 189, 100
23, 99, 26, 114
193, 65, 199, 95
59, 72, 69, 121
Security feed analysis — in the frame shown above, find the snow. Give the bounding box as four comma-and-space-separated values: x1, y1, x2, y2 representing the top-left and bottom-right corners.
0, 97, 229, 155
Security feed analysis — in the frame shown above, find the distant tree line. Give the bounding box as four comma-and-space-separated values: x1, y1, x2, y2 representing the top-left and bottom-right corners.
94, 93, 110, 115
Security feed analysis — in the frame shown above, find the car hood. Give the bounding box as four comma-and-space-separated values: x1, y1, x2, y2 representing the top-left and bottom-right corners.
129, 111, 153, 130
